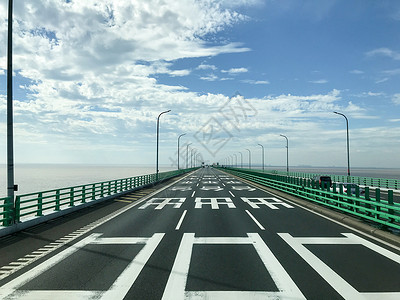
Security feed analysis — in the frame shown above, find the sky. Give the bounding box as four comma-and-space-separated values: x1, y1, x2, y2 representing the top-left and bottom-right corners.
0, 0, 400, 169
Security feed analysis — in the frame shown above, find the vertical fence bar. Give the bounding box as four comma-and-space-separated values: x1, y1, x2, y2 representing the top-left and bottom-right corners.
375, 188, 381, 219
388, 190, 394, 222
92, 184, 96, 200
82, 185, 86, 203
70, 187, 75, 207
13, 195, 20, 224
364, 187, 371, 215
37, 192, 43, 216
55, 190, 60, 211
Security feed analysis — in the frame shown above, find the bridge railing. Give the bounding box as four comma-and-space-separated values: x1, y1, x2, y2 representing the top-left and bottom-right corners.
223, 168, 400, 231
2, 168, 196, 226
0, 197, 13, 226
239, 169, 400, 190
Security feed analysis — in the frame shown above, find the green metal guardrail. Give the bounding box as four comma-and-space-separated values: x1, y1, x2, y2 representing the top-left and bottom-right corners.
223, 168, 400, 231
232, 168, 400, 190
0, 197, 12, 226
1, 168, 196, 226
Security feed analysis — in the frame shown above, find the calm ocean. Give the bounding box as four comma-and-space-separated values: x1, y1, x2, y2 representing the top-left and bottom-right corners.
1, 164, 399, 198
0, 164, 175, 198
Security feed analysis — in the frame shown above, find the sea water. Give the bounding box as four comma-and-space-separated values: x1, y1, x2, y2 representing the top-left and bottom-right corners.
0, 164, 174, 197
1, 164, 399, 198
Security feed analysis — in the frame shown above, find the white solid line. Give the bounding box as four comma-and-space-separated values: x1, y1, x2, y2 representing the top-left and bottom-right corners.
175, 210, 187, 230
228, 191, 235, 197
191, 191, 195, 197
245, 210, 265, 230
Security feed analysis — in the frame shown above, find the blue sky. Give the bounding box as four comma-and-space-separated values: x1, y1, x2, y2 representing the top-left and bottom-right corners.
0, 0, 400, 169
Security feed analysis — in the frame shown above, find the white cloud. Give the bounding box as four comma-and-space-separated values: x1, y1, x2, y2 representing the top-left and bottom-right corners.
221, 67, 248, 74
242, 79, 270, 85
197, 64, 217, 70
309, 79, 328, 84
376, 78, 389, 84
392, 94, 400, 105
366, 48, 400, 60
382, 68, 400, 76
350, 69, 364, 74
200, 74, 219, 81
170, 69, 191, 77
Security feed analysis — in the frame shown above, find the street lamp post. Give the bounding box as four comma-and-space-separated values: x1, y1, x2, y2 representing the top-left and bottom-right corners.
246, 148, 251, 169
258, 143, 264, 172
233, 154, 237, 168
156, 110, 171, 180
239, 152, 243, 168
280, 134, 289, 173
7, 0, 15, 224
186, 143, 192, 169
191, 148, 196, 168
334, 111, 351, 177
177, 133, 186, 170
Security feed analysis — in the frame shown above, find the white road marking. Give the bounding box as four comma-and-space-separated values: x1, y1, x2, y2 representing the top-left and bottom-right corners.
139, 198, 186, 210
175, 210, 188, 230
242, 197, 294, 209
199, 186, 224, 191
228, 191, 235, 197
0, 233, 165, 300
195, 197, 236, 209
279, 232, 400, 300
162, 233, 305, 300
191, 191, 196, 197
245, 210, 265, 230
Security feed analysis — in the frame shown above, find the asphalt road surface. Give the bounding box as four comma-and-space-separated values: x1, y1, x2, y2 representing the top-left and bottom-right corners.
0, 167, 399, 299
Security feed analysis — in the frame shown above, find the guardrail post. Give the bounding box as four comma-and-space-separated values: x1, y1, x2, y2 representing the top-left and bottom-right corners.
70, 187, 75, 206
82, 185, 86, 203
37, 192, 43, 216
55, 190, 60, 211
108, 181, 111, 195
15, 195, 21, 224
364, 187, 371, 215
100, 182, 104, 198
375, 188, 381, 219
354, 185, 360, 212
346, 183, 354, 211
92, 184, 96, 200
388, 190, 394, 222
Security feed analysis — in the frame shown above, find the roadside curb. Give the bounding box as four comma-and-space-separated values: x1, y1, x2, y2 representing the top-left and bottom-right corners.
226, 170, 400, 249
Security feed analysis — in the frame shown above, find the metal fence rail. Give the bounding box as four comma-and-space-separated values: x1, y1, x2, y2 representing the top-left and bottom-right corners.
235, 168, 400, 190
0, 197, 12, 226
2, 168, 196, 226
223, 168, 400, 231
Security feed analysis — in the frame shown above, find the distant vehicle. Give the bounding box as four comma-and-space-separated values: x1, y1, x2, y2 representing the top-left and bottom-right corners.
313, 176, 332, 188
337, 183, 365, 195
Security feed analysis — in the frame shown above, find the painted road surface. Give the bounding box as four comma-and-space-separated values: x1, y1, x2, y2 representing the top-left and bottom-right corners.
0, 167, 399, 299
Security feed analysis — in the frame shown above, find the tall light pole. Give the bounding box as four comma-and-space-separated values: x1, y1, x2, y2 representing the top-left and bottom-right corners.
239, 152, 243, 168
246, 148, 251, 169
7, 0, 15, 224
233, 154, 237, 168
258, 143, 265, 172
177, 133, 186, 170
186, 143, 192, 169
334, 111, 351, 176
156, 110, 171, 180
191, 148, 196, 168
280, 134, 289, 173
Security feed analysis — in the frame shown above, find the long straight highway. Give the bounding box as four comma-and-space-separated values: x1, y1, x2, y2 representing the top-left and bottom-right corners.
0, 167, 399, 299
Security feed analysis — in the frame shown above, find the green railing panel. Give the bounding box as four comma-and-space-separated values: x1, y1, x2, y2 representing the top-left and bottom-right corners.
222, 167, 400, 231
234, 168, 400, 190
3, 167, 197, 227
0, 196, 13, 226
